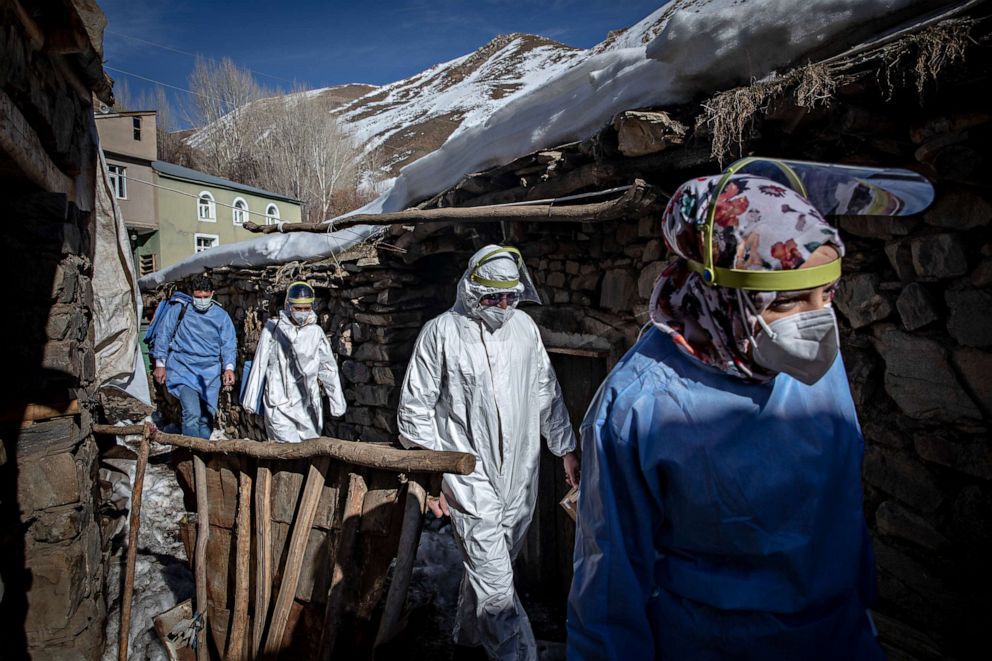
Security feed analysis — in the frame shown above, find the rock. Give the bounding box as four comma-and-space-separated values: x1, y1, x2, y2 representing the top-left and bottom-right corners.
924, 188, 992, 229
839, 215, 918, 240
615, 223, 639, 246
910, 234, 968, 280
23, 537, 90, 634
871, 611, 945, 661
971, 258, 992, 287
353, 384, 398, 408
637, 261, 667, 300
341, 360, 371, 384
915, 432, 992, 481
353, 342, 412, 363
949, 485, 992, 546
871, 326, 981, 421
546, 272, 566, 288
345, 407, 374, 427
17, 452, 80, 513
642, 238, 664, 263
571, 273, 601, 291
863, 447, 944, 512
876, 500, 949, 551
895, 283, 939, 330
613, 110, 687, 157
599, 269, 636, 311
565, 261, 580, 275
372, 366, 404, 386
835, 274, 892, 329
873, 541, 957, 613
637, 213, 656, 238
951, 347, 992, 415
552, 289, 570, 304
945, 288, 992, 346
885, 239, 916, 281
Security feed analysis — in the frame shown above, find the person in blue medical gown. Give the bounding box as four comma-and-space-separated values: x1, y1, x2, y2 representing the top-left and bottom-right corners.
567, 174, 884, 660
151, 274, 237, 439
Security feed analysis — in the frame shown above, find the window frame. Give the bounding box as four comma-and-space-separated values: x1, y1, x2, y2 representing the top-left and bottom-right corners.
132, 116, 142, 141
107, 164, 127, 199
194, 233, 220, 253
232, 197, 249, 226
197, 191, 217, 222
265, 203, 280, 225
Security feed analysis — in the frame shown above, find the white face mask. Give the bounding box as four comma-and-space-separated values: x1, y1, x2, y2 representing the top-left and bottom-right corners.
192, 296, 212, 311
751, 307, 840, 385
478, 305, 514, 331
291, 309, 311, 325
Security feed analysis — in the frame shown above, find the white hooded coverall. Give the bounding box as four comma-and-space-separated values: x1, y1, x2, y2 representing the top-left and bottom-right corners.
242, 309, 346, 443
397, 245, 576, 661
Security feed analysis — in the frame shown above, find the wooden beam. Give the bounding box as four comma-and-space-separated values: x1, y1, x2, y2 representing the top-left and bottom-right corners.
0, 89, 74, 196
263, 459, 330, 658
373, 480, 427, 649
252, 462, 273, 658
193, 454, 210, 661
92, 425, 477, 476
318, 472, 367, 660
241, 179, 660, 234
225, 466, 252, 661
117, 425, 151, 661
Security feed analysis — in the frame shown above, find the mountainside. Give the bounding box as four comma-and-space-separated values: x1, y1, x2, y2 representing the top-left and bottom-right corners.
185, 4, 673, 176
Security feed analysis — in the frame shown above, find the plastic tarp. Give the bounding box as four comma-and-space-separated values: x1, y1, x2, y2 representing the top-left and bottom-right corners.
93, 147, 151, 404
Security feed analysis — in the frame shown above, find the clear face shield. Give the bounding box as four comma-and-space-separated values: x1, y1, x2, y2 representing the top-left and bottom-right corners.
468, 246, 541, 304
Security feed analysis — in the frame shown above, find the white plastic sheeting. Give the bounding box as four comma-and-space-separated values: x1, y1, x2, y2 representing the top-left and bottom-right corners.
140, 0, 934, 289
93, 147, 151, 404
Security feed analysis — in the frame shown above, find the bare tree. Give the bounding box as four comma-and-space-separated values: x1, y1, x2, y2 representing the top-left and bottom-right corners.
183, 56, 268, 181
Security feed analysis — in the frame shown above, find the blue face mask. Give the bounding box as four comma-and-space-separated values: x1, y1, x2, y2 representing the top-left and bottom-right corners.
192, 296, 213, 312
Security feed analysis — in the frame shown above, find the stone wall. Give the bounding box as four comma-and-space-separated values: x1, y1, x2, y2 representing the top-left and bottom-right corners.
0, 3, 109, 658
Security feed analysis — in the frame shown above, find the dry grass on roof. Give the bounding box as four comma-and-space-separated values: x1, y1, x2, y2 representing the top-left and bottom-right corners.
697, 16, 978, 164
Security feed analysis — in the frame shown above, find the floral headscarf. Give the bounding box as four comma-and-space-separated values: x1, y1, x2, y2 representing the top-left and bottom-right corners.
649, 174, 845, 381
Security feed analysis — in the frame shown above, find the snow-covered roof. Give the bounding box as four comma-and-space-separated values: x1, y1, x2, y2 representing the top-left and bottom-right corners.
152, 160, 301, 204
140, 0, 941, 291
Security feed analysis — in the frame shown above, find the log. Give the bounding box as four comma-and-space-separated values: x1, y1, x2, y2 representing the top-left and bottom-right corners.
373, 480, 427, 649
93, 426, 476, 476
225, 467, 252, 661
193, 454, 210, 661
241, 180, 660, 233
319, 473, 368, 660
117, 425, 152, 661
263, 459, 330, 657
253, 462, 273, 658
1, 399, 79, 423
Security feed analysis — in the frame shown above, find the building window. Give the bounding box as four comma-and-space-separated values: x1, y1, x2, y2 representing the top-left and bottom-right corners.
232, 197, 249, 225
265, 203, 280, 225
133, 116, 142, 140
108, 164, 126, 199
194, 233, 219, 253
197, 192, 216, 222
138, 253, 157, 276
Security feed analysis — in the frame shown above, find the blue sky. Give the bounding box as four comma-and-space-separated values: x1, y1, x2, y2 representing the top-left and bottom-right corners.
101, 0, 664, 119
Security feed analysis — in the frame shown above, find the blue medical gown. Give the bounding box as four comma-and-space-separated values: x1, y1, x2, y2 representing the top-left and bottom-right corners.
567, 328, 882, 660
150, 302, 236, 415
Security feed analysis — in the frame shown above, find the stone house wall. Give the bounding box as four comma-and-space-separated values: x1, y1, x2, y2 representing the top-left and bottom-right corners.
0, 2, 111, 658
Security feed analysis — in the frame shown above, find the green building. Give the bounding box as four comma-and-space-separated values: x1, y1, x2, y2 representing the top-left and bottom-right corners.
150, 161, 302, 269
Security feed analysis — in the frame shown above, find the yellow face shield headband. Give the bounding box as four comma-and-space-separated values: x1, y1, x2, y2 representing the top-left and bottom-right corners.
469, 247, 524, 289
686, 157, 842, 292
286, 280, 315, 304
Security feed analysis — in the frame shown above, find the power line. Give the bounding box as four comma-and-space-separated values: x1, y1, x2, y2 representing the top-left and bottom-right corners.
106, 30, 298, 85
105, 66, 225, 103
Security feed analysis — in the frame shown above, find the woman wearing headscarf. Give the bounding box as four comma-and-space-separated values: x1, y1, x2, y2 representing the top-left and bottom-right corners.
567, 174, 884, 660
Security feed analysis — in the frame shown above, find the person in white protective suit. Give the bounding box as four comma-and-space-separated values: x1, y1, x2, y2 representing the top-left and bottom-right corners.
242, 281, 346, 442
397, 245, 580, 661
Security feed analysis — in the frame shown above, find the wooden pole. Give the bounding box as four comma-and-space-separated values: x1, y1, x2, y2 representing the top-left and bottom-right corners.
262, 458, 330, 657
241, 179, 659, 233
225, 465, 252, 661
193, 454, 210, 661
373, 479, 428, 650
93, 425, 475, 476
252, 461, 273, 658
117, 423, 152, 661
319, 472, 367, 660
